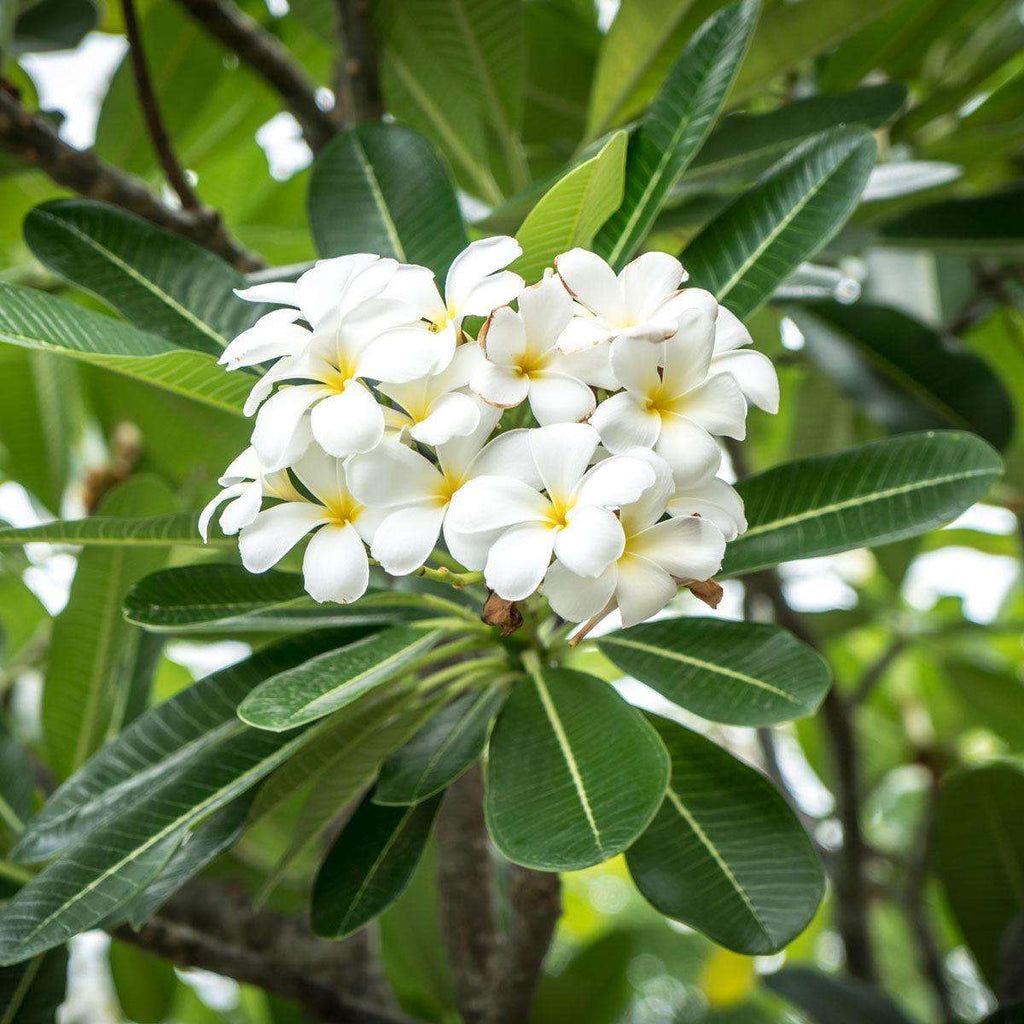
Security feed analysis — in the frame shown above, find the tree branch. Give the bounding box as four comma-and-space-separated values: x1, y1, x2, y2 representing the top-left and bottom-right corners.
0, 89, 264, 271
121, 0, 201, 210
852, 638, 908, 705
172, 0, 338, 151
115, 880, 416, 1024
436, 764, 500, 1024
334, 0, 383, 125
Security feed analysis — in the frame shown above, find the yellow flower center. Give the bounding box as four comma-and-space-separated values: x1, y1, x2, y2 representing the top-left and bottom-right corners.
512, 348, 551, 378
324, 493, 364, 528
544, 495, 573, 530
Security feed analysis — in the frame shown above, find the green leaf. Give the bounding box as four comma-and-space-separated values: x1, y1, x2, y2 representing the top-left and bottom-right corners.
24, 200, 264, 356
311, 789, 443, 939
375, 684, 508, 805
791, 300, 1016, 451
11, 630, 372, 864
594, 0, 760, 269
626, 716, 823, 954
485, 665, 670, 871
934, 761, 1024, 988
109, 941, 177, 1024
597, 618, 830, 726
0, 946, 68, 1024
765, 967, 915, 1023
0, 711, 34, 840
42, 476, 175, 780
238, 626, 441, 732
514, 131, 627, 284
11, 0, 96, 55
682, 127, 877, 319
308, 123, 469, 279
684, 83, 907, 191
878, 187, 1024, 252
0, 511, 225, 549
0, 284, 249, 416
722, 431, 1003, 577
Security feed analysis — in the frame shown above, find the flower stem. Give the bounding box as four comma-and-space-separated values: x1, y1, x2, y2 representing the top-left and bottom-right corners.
414, 564, 485, 589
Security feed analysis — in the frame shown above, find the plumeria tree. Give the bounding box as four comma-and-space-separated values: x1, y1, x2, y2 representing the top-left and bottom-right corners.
0, 1, 1022, 1023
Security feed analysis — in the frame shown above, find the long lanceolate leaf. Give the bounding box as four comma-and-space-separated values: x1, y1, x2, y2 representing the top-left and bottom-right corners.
722, 431, 1003, 577
594, 0, 760, 270
23, 200, 264, 356
626, 716, 824, 954
681, 126, 877, 319
0, 284, 249, 415
0, 512, 225, 548
11, 629, 375, 864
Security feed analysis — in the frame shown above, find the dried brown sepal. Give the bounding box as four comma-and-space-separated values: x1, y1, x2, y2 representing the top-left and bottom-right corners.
481, 591, 523, 637
687, 578, 724, 609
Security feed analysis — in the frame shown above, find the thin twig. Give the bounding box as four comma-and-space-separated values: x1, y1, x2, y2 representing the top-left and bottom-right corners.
121, 0, 201, 210
852, 637, 909, 705
0, 89, 264, 271
172, 0, 338, 151
334, 0, 384, 125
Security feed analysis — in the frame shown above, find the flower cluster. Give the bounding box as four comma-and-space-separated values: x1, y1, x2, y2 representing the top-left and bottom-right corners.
201, 240, 777, 628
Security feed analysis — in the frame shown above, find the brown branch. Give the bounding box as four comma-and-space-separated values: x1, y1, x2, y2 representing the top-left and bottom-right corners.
0, 89, 264, 271
436, 764, 500, 1024
334, 0, 383, 125
114, 880, 415, 1024
490, 866, 561, 1024
121, 0, 201, 210
172, 0, 338, 151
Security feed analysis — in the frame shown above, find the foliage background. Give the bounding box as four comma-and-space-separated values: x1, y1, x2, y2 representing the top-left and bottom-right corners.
0, 0, 1022, 1022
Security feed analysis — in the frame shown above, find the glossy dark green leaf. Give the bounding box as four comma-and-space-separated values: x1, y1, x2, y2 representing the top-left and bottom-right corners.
24, 200, 264, 356
597, 617, 830, 726
485, 666, 670, 871
0, 284, 249, 415
934, 761, 1024, 988
11, 0, 95, 55
11, 630, 371, 864
791, 300, 1015, 450
0, 511, 227, 549
594, 0, 760, 269
0, 710, 34, 840
722, 431, 1003, 577
311, 790, 442, 939
0, 946, 68, 1024
626, 717, 823, 954
764, 966, 916, 1024
682, 127, 876, 318
308, 123, 468, 278
375, 685, 508, 805
239, 626, 440, 731
879, 187, 1024, 252
109, 941, 176, 1024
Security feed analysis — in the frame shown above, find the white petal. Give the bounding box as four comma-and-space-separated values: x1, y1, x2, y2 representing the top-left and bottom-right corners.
555, 505, 624, 577
447, 476, 549, 534
234, 282, 300, 307
460, 271, 525, 319
629, 515, 726, 582
554, 248, 624, 324
661, 306, 716, 397
410, 391, 481, 446
471, 361, 530, 409
590, 392, 661, 454
443, 521, 502, 572
298, 254, 383, 327
618, 449, 675, 535
557, 315, 613, 354
302, 522, 370, 603
346, 440, 441, 508
619, 252, 685, 320
710, 349, 779, 414
464, 428, 542, 489
674, 373, 747, 439
668, 476, 747, 541
371, 503, 446, 575
251, 384, 325, 471
218, 480, 264, 536
610, 336, 662, 395
358, 323, 454, 383
543, 560, 617, 622
659, 286, 718, 326
653, 415, 723, 480
518, 274, 572, 350
242, 355, 310, 417
527, 372, 595, 426
383, 264, 446, 321
614, 553, 678, 628
219, 446, 262, 484
220, 308, 306, 366
479, 305, 527, 365
435, 400, 503, 480
198, 482, 246, 541
528, 422, 600, 502
445, 236, 523, 314
292, 447, 348, 507
338, 257, 398, 313
310, 382, 385, 457
484, 522, 556, 601
710, 303, 751, 353
573, 454, 656, 509
239, 502, 327, 573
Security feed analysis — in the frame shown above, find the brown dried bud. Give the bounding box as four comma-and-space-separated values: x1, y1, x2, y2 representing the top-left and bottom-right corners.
481, 591, 523, 637
687, 578, 724, 609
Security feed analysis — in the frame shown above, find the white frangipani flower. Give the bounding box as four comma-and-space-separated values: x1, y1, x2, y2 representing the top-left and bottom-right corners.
374, 237, 525, 375
668, 474, 747, 542
554, 249, 687, 353
345, 404, 541, 576
446, 423, 657, 601
198, 447, 303, 541
591, 305, 746, 480
544, 451, 727, 627
238, 448, 384, 604
471, 274, 602, 425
